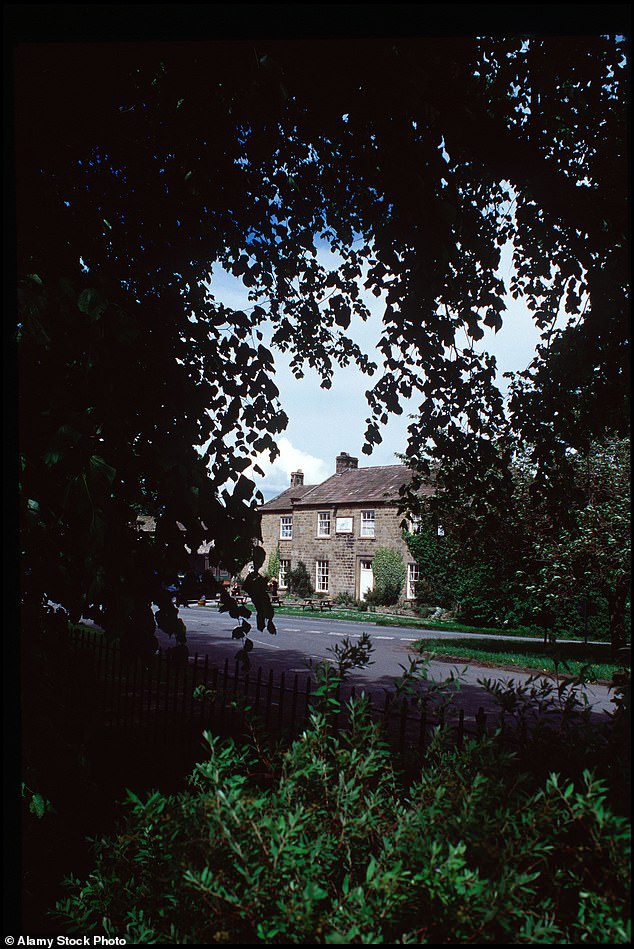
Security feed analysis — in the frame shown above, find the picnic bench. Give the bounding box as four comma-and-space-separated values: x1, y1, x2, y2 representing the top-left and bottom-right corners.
301, 598, 334, 612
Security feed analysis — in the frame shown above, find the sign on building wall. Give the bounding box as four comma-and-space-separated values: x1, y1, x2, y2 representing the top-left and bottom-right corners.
335, 517, 353, 533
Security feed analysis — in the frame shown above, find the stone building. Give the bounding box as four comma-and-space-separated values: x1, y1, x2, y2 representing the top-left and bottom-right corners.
259, 452, 433, 601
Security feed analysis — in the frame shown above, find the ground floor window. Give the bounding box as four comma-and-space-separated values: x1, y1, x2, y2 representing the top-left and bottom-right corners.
316, 560, 329, 593
407, 563, 421, 600
279, 559, 291, 590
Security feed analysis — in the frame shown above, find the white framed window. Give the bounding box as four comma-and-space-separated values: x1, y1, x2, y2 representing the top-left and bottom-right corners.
407, 563, 421, 600
280, 515, 293, 540
360, 510, 375, 538
279, 559, 291, 590
317, 511, 331, 537
408, 515, 422, 533
316, 560, 329, 593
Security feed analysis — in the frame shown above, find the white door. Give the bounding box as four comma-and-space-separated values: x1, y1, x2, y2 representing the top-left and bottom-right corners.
359, 560, 374, 600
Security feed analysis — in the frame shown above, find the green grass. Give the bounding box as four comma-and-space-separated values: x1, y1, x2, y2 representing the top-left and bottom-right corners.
413, 636, 621, 682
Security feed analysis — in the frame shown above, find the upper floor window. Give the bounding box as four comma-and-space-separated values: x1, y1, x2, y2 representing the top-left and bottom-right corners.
316, 560, 329, 593
360, 510, 375, 538
408, 515, 422, 533
317, 511, 331, 537
280, 515, 293, 540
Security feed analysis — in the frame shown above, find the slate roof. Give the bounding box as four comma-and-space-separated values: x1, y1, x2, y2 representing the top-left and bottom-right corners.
261, 465, 432, 511
259, 483, 318, 512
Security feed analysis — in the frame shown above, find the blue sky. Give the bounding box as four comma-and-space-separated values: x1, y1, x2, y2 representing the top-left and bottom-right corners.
208, 247, 556, 501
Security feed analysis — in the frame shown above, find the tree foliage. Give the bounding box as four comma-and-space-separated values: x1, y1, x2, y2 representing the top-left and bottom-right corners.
13, 29, 629, 652
406, 435, 631, 651
54, 688, 631, 944
287, 561, 313, 599
525, 437, 631, 652
371, 547, 406, 606
265, 542, 282, 583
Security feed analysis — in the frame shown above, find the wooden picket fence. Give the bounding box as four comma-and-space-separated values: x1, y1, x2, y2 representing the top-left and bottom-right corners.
67, 625, 496, 770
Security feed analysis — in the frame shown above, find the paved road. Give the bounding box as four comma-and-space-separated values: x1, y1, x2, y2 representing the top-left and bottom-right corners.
155, 604, 617, 720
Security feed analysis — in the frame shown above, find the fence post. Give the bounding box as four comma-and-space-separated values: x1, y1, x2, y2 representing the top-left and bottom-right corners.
163, 654, 171, 745
184, 656, 195, 717
278, 671, 286, 730
304, 677, 312, 724
198, 655, 209, 732
254, 666, 263, 714
152, 652, 163, 745
265, 669, 273, 727
209, 667, 219, 730
232, 659, 240, 703
221, 658, 229, 721
290, 674, 299, 733
399, 697, 408, 752
418, 704, 427, 753
476, 706, 487, 738
135, 657, 144, 727
114, 643, 125, 727
96, 636, 105, 709
127, 657, 139, 727
457, 708, 464, 749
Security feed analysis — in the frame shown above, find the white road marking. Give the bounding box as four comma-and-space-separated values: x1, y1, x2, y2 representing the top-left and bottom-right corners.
375, 635, 395, 640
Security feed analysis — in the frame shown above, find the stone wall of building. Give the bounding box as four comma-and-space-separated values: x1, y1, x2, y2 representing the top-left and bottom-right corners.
260, 502, 417, 600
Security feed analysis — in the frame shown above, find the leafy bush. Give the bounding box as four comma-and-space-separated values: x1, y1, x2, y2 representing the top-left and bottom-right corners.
371, 547, 406, 605
287, 561, 313, 598
265, 542, 281, 582
407, 527, 617, 638
408, 526, 457, 608
361, 588, 383, 608
333, 591, 357, 607
55, 676, 631, 944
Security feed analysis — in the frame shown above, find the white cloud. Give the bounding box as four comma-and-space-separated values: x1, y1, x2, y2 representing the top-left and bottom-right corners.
252, 437, 332, 500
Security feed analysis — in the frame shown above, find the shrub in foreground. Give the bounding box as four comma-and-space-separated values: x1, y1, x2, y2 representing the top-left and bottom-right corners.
55, 698, 630, 943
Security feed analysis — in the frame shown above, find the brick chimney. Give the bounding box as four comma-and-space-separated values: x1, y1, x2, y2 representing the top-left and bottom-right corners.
336, 452, 359, 474
290, 470, 304, 487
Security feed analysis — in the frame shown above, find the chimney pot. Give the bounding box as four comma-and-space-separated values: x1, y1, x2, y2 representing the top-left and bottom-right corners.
290, 470, 304, 487
336, 452, 359, 474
